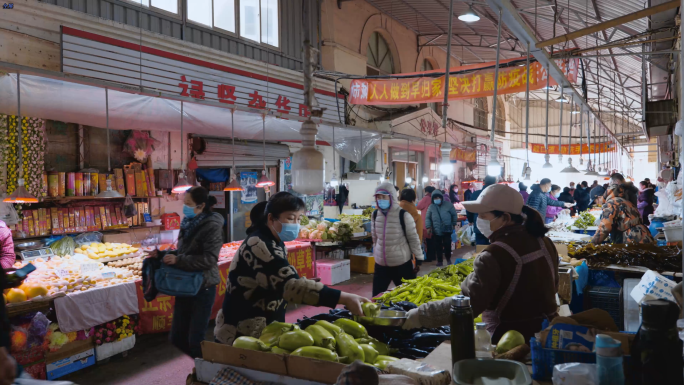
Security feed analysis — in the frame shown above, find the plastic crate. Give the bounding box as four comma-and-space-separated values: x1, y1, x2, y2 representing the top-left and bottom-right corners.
585, 286, 622, 330
531, 337, 634, 382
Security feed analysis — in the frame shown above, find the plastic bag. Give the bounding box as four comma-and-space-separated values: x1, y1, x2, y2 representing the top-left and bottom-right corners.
74, 232, 102, 246
50, 236, 76, 256
0, 200, 19, 225
123, 194, 138, 218
27, 312, 50, 349
457, 226, 473, 245
552, 363, 597, 385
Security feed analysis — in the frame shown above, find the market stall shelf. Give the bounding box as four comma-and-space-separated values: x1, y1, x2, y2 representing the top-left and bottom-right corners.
6, 293, 64, 317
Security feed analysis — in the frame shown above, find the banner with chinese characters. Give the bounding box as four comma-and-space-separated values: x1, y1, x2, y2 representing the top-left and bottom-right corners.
349, 57, 578, 105
529, 142, 614, 154
137, 245, 314, 333
450, 147, 477, 162
61, 27, 343, 125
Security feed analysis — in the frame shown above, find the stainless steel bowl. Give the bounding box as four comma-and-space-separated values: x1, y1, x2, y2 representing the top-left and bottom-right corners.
352, 310, 407, 327
15, 240, 45, 251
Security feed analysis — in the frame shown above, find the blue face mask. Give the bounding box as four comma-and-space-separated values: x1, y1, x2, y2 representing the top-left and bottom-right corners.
434, 199, 442, 205
377, 199, 391, 210
275, 220, 300, 242
183, 204, 197, 219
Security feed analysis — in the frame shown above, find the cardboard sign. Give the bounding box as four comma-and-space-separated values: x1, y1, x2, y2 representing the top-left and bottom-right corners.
80, 263, 99, 275
55, 269, 70, 278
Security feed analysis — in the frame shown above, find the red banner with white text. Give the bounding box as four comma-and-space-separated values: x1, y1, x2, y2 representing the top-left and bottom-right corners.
529, 142, 614, 154
349, 57, 578, 105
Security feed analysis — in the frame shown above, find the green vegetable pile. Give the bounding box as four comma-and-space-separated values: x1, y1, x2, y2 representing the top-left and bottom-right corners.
572, 211, 596, 230
375, 260, 475, 306
233, 319, 399, 368
50, 236, 76, 257
362, 207, 375, 218
298, 220, 354, 242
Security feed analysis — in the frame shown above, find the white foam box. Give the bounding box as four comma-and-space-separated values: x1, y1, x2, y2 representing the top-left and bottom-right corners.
95, 335, 136, 361
316, 259, 351, 285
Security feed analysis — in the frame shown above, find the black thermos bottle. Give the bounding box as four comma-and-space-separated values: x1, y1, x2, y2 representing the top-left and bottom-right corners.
450, 295, 475, 367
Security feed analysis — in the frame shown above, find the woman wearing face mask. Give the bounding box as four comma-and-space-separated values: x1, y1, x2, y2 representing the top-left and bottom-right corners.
215, 192, 369, 345
448, 184, 460, 204
402, 184, 559, 344
371, 182, 423, 296
545, 185, 564, 224
425, 189, 458, 267
162, 186, 222, 358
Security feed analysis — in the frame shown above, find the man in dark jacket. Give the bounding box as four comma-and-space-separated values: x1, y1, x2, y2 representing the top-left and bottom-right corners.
573, 181, 591, 212
466, 176, 497, 245
589, 183, 606, 207
558, 187, 576, 216
527, 178, 571, 216
610, 173, 638, 207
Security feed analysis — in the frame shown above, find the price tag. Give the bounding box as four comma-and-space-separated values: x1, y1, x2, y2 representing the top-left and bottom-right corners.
101, 271, 116, 279
80, 263, 99, 275
55, 269, 70, 278
144, 213, 152, 223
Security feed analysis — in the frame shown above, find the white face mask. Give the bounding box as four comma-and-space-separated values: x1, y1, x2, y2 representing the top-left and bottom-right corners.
476, 217, 494, 238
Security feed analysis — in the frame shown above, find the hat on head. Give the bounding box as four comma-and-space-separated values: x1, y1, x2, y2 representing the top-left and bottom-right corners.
461, 184, 524, 215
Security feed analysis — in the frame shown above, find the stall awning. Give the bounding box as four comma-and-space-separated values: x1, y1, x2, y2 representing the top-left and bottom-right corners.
0, 69, 380, 163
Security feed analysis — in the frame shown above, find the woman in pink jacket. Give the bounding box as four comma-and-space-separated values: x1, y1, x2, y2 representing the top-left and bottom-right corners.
545, 185, 564, 224
0, 221, 15, 269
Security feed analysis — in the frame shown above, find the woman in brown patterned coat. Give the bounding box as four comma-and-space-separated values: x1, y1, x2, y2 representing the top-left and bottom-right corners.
592, 184, 655, 245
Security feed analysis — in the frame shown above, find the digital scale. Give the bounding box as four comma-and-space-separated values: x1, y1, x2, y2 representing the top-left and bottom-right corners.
19, 247, 55, 262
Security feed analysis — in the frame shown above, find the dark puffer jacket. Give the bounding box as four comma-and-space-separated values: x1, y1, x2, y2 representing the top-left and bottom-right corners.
175, 212, 223, 287
573, 186, 591, 212
527, 184, 565, 217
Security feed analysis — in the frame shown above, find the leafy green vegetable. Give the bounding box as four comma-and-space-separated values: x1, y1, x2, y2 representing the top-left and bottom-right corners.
573, 212, 596, 230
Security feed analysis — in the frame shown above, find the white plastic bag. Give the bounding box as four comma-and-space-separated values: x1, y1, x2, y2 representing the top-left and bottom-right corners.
0, 200, 19, 225
630, 269, 677, 304
552, 363, 597, 385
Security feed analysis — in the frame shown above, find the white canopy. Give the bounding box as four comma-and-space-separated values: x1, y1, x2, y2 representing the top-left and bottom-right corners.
0, 72, 379, 163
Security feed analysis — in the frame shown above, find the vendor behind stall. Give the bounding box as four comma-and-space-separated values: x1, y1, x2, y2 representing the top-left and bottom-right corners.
403, 184, 558, 343
592, 183, 655, 245
214, 192, 369, 345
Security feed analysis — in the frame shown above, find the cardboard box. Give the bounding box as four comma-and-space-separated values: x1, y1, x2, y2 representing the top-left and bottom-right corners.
349, 252, 375, 274
316, 259, 351, 285
161, 213, 181, 230
46, 337, 95, 380
200, 342, 346, 384
95, 335, 135, 361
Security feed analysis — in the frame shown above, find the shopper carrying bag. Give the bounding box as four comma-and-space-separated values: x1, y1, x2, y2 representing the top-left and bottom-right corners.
150, 186, 222, 358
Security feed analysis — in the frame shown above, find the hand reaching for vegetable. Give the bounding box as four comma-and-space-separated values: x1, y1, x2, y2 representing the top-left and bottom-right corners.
564, 203, 574, 208
338, 292, 370, 316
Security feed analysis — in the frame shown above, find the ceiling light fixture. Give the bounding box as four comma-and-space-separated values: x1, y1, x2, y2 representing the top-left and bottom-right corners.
458, 6, 480, 22
256, 116, 276, 188
172, 101, 193, 193
224, 109, 244, 192
486, 147, 501, 176
95, 88, 123, 198
329, 126, 339, 187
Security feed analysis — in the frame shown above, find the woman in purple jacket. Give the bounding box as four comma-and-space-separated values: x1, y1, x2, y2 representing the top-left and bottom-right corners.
545, 185, 563, 224
637, 180, 655, 226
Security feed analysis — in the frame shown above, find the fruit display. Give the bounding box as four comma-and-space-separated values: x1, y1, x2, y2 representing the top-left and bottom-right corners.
375, 261, 474, 306
218, 241, 312, 262
233, 319, 400, 367
108, 257, 143, 278
75, 242, 142, 262
298, 220, 353, 242
6, 255, 140, 303
569, 242, 682, 272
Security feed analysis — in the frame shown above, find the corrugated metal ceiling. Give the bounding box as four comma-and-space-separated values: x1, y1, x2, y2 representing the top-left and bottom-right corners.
364, 0, 676, 143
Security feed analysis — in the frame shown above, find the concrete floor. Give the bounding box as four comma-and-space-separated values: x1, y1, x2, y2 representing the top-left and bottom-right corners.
62, 246, 475, 385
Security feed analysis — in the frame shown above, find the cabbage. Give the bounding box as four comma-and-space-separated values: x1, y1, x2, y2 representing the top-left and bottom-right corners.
317, 223, 328, 231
